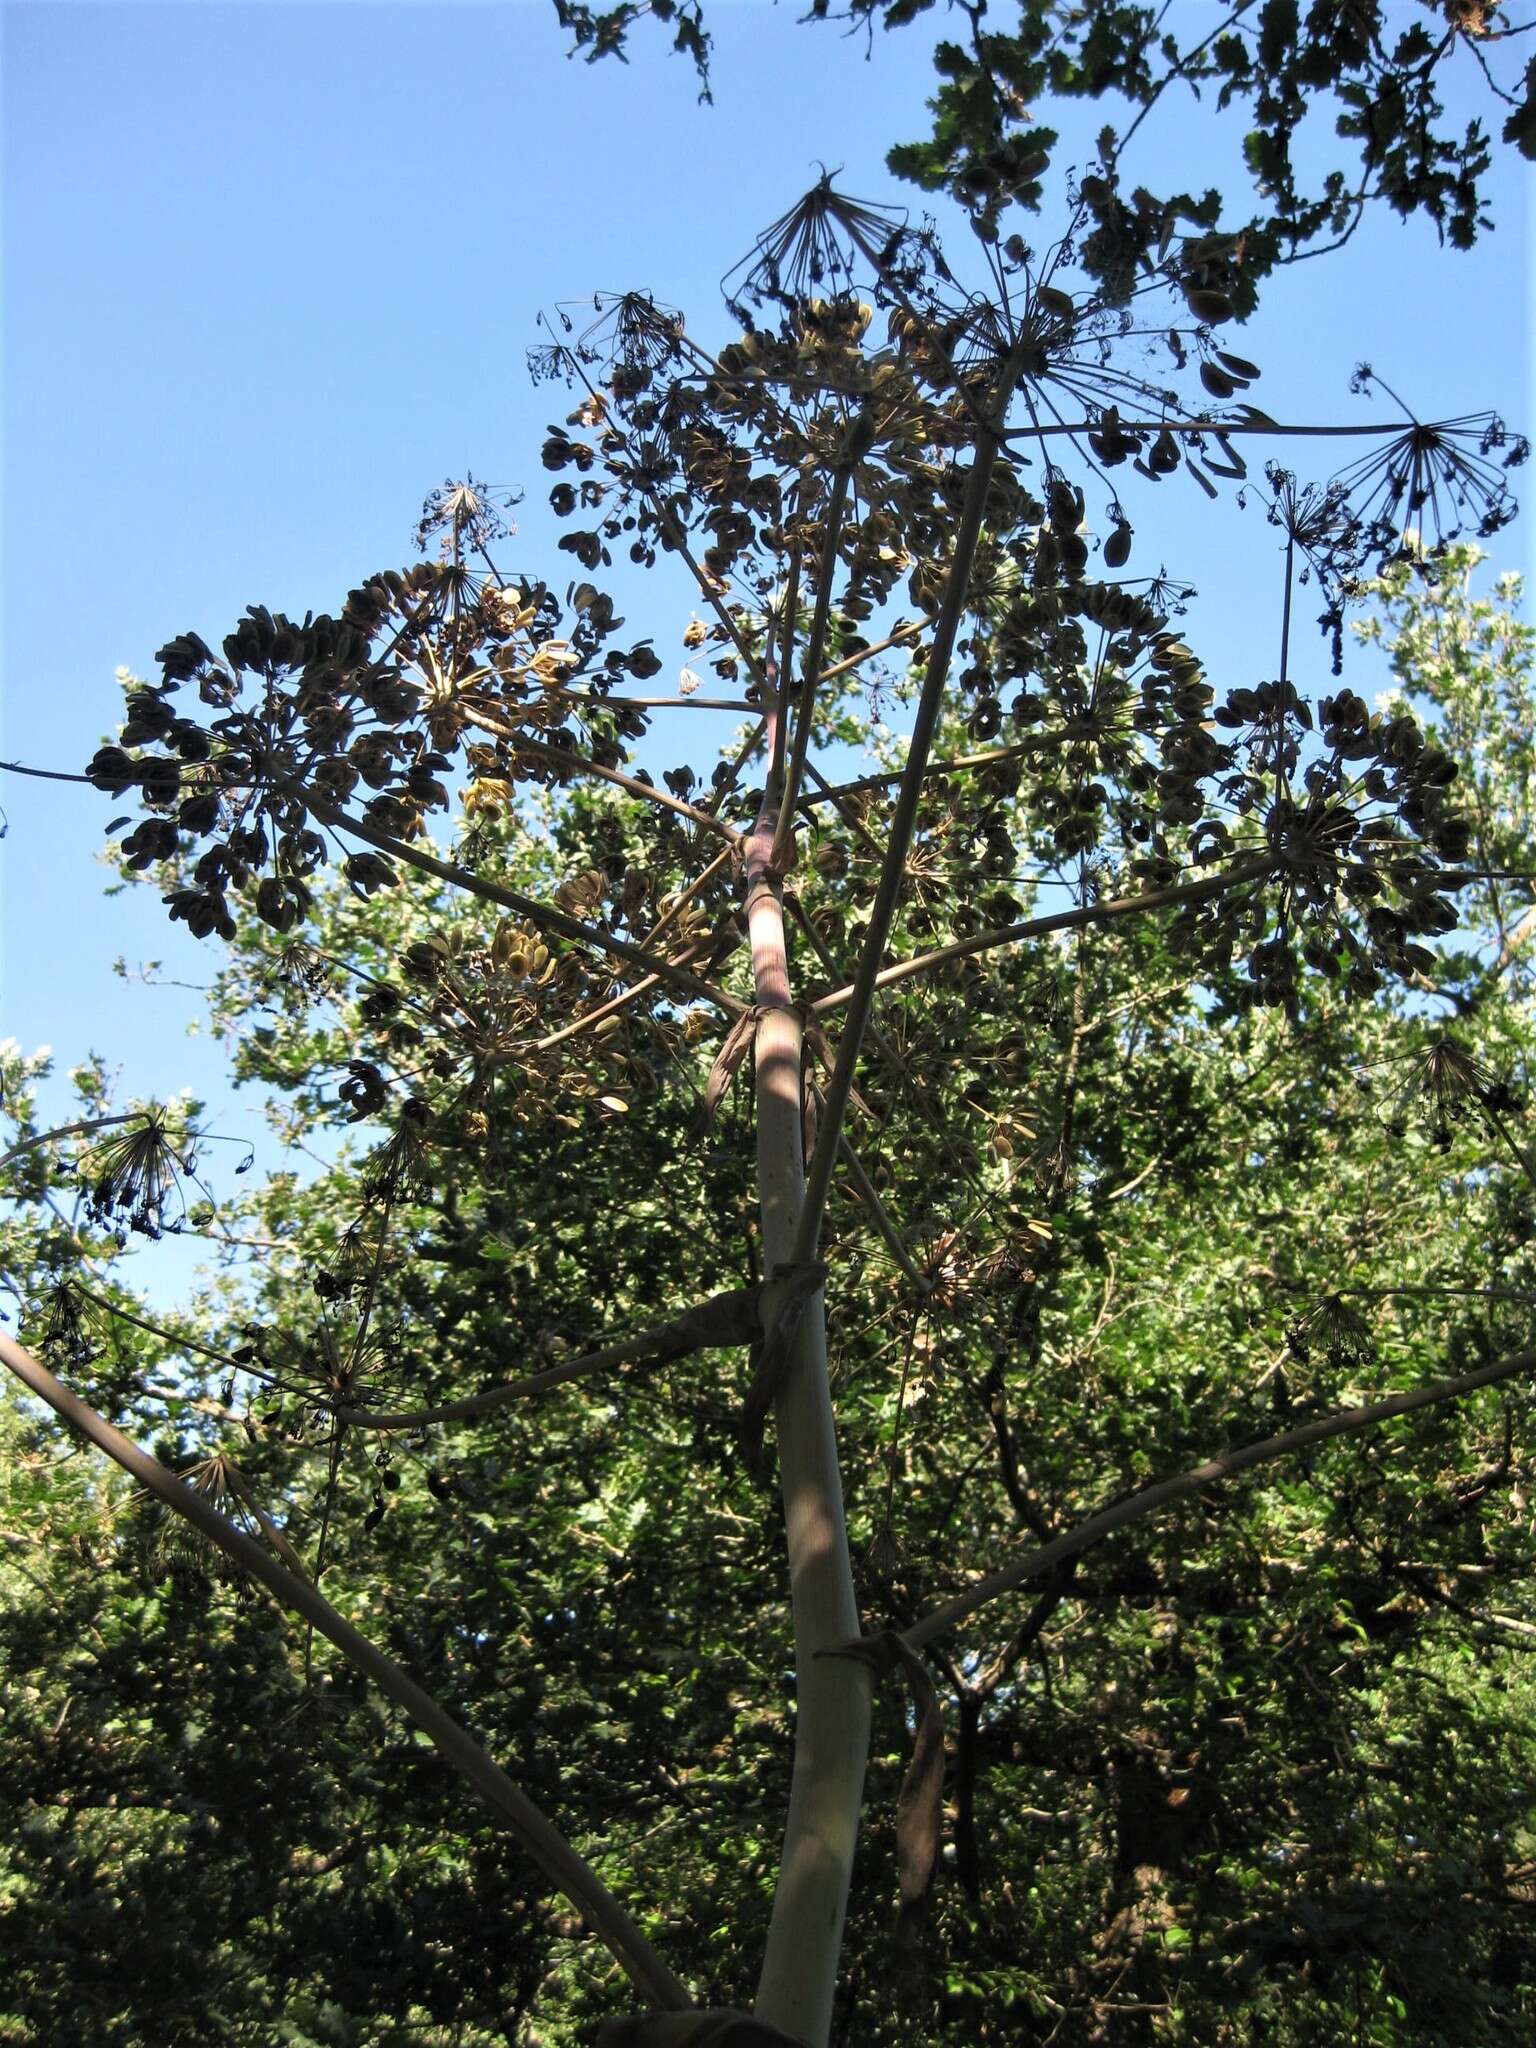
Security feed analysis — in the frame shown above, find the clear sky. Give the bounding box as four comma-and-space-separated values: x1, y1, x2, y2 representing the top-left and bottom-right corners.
2, 1, 1530, 1297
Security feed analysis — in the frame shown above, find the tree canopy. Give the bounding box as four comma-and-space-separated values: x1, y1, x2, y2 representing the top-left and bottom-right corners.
2, 5, 1534, 2045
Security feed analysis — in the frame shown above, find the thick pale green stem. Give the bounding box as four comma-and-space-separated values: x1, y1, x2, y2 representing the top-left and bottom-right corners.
746, 725, 871, 2048
745, 353, 1029, 2037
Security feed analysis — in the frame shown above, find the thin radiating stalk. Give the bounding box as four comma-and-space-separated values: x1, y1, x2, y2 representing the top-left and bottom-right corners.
791, 344, 1031, 1273
771, 468, 851, 872
303, 794, 746, 1017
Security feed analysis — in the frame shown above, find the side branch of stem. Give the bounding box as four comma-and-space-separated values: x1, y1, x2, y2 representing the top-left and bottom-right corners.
332, 1284, 763, 1428
304, 795, 746, 1017
862, 1347, 1536, 1661
810, 857, 1272, 1014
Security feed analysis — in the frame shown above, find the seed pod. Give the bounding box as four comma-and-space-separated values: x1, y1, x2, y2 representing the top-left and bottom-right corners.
1216, 350, 1260, 382
968, 696, 1002, 740
1150, 429, 1181, 475
1049, 475, 1083, 532
1103, 522, 1133, 569
139, 758, 182, 807
255, 877, 299, 933
1200, 361, 1236, 400
1059, 531, 1089, 577
1184, 287, 1235, 324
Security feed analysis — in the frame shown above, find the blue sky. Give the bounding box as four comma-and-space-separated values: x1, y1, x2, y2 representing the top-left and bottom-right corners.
2, 2, 1530, 1297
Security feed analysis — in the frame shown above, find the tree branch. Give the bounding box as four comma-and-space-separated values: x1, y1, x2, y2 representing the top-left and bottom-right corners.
331, 1284, 764, 1428
304, 794, 747, 1017
0, 1330, 693, 2015
798, 730, 1130, 812
810, 857, 1272, 1014
842, 1347, 1536, 1664
468, 715, 744, 847
827, 1122, 932, 1300
1000, 414, 1427, 446
814, 618, 924, 687
789, 343, 1032, 1276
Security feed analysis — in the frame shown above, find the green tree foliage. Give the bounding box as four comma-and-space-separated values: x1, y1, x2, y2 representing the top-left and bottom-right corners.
558, 1, 1536, 288
7, 553, 1535, 2040
2, 4, 1534, 2041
